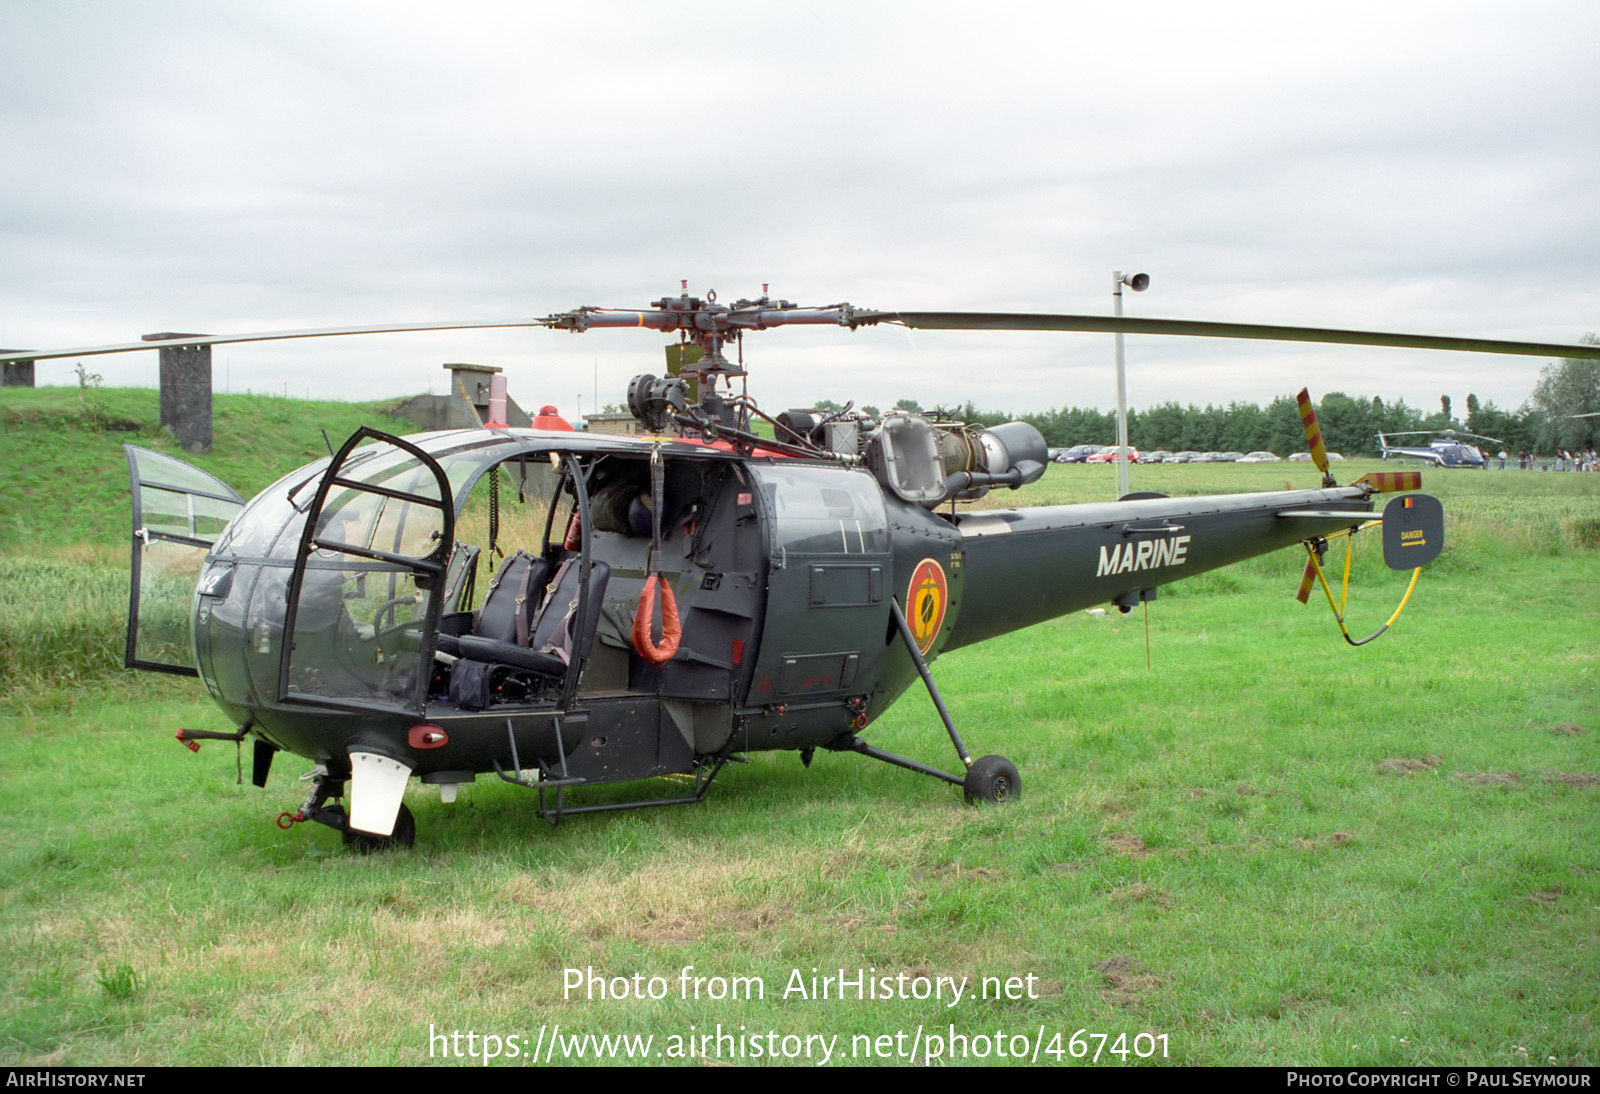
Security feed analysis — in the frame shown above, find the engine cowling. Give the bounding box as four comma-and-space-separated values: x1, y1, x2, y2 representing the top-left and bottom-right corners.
866, 415, 1048, 505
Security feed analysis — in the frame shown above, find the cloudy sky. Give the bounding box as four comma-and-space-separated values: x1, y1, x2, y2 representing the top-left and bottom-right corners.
3, 0, 1596, 421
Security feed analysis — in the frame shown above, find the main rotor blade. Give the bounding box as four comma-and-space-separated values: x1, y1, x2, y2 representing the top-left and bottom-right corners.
10, 306, 1597, 364
1381, 429, 1505, 442
850, 311, 1600, 360
0, 319, 547, 363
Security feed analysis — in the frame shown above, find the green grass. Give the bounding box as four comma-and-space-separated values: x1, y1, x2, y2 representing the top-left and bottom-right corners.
0, 407, 1596, 1066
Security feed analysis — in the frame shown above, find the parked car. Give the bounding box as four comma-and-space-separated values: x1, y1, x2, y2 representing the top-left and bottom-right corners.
1055, 444, 1104, 463
1237, 451, 1281, 463
1086, 447, 1140, 463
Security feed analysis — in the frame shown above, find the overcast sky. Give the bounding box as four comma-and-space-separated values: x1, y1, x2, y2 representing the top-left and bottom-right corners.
3, 0, 1596, 422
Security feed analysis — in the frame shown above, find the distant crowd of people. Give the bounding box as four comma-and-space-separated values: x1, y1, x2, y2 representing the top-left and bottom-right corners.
1505, 449, 1598, 471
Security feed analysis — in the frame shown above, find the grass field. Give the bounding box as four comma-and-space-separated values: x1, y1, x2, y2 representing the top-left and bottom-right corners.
1, 393, 1596, 1066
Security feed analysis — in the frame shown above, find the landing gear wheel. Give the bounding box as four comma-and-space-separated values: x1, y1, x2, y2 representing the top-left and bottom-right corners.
331, 803, 416, 853
963, 755, 1020, 805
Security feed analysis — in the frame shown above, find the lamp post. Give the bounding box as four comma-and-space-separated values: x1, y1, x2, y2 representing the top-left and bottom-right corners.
1112, 271, 1149, 498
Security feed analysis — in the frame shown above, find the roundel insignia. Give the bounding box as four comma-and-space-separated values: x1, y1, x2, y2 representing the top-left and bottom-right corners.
907, 558, 949, 655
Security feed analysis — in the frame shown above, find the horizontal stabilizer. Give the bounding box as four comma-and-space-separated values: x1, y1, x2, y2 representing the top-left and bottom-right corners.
1276, 510, 1382, 523
1352, 471, 1423, 493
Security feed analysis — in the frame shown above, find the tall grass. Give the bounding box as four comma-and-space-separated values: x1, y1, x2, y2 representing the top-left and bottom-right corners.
0, 557, 129, 697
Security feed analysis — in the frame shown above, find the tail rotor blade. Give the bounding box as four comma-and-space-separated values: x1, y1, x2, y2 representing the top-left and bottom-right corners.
1296, 388, 1334, 485
1296, 558, 1318, 604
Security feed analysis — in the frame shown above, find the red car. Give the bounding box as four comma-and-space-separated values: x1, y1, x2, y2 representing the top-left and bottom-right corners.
1085, 447, 1140, 463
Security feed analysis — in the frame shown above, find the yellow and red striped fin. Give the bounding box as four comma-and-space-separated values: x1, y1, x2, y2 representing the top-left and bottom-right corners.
1295, 558, 1317, 604
1352, 470, 1422, 493
1296, 388, 1330, 477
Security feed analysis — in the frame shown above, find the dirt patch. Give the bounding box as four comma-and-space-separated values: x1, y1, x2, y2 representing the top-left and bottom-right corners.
1292, 831, 1354, 851
1094, 955, 1162, 1007
1378, 755, 1442, 774
1094, 955, 1143, 974
374, 909, 509, 948
1453, 772, 1522, 787
1528, 887, 1562, 906
1544, 771, 1600, 787
918, 864, 1005, 882
638, 906, 789, 944
624, 914, 700, 940
1551, 722, 1584, 737
1104, 833, 1150, 857
1235, 784, 1258, 796
1109, 883, 1173, 908
818, 914, 903, 938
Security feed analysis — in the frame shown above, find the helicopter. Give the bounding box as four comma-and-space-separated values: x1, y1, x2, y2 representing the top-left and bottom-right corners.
1377, 429, 1502, 468
12, 284, 1598, 851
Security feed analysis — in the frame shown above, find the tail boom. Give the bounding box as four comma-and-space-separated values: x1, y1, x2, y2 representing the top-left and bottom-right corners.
945, 486, 1374, 649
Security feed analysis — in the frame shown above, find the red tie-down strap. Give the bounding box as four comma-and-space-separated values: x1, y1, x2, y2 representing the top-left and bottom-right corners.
632, 575, 682, 664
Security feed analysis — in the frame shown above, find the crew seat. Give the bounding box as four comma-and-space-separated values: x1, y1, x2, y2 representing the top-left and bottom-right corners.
436, 549, 547, 659
448, 557, 612, 709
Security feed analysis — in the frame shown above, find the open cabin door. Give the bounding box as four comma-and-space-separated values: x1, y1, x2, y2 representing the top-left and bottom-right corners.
278, 429, 454, 715
124, 445, 246, 675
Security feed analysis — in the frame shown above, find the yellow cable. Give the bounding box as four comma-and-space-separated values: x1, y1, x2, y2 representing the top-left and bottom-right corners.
1386, 568, 1422, 628
1301, 542, 1423, 647
1338, 531, 1353, 617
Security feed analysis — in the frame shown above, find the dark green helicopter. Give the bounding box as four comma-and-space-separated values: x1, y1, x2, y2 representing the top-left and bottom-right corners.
17, 285, 1596, 850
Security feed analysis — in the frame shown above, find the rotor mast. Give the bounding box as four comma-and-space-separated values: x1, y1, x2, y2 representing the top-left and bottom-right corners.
541, 281, 858, 360
540, 282, 863, 442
